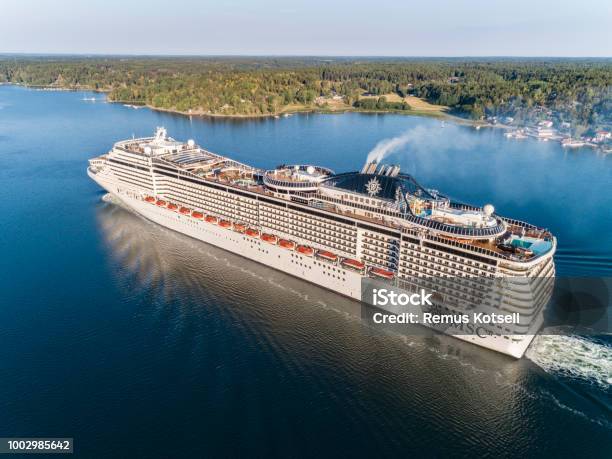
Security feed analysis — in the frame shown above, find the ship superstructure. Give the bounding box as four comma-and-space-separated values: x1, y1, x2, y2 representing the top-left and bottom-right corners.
88, 128, 556, 358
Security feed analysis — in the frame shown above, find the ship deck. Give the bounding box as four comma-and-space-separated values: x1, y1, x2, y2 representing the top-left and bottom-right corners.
202, 174, 551, 263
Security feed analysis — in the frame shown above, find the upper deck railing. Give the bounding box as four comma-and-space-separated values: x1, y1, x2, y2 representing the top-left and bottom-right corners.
263, 176, 320, 189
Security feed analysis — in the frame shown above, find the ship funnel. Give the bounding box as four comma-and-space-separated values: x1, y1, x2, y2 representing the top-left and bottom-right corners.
361, 161, 401, 176
361, 160, 379, 174
387, 165, 401, 177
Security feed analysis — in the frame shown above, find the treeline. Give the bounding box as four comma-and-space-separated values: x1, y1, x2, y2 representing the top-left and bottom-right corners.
0, 56, 609, 127
318, 60, 612, 126
353, 97, 411, 111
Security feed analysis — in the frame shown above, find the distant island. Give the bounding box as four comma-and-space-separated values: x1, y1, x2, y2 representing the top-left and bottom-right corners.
1, 56, 610, 137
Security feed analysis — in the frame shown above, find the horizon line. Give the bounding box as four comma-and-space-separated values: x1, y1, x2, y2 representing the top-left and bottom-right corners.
0, 52, 611, 60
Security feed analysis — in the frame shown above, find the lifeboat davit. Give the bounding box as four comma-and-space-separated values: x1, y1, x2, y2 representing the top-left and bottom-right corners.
245, 228, 260, 238
167, 203, 178, 211
342, 258, 366, 271
191, 211, 204, 219
370, 267, 395, 280
317, 250, 338, 262
219, 220, 232, 229
205, 215, 219, 224
156, 199, 167, 206
234, 223, 246, 233
145, 196, 155, 203
296, 245, 314, 256
279, 239, 295, 250
179, 207, 190, 215
261, 233, 278, 244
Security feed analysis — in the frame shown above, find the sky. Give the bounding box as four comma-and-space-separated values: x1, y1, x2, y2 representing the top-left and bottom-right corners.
2, 0, 611, 57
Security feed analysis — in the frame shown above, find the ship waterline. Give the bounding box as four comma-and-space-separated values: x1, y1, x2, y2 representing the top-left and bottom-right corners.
88, 127, 556, 358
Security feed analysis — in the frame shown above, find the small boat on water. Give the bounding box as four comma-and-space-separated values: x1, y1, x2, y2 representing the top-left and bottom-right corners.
167, 203, 178, 211
245, 228, 260, 238
179, 207, 190, 215
233, 223, 246, 233
317, 250, 338, 262
144, 196, 156, 203
296, 245, 314, 256
191, 211, 204, 219
156, 199, 167, 206
279, 239, 295, 250
205, 215, 219, 224
505, 129, 527, 139
561, 138, 586, 148
342, 258, 365, 271
370, 267, 395, 280
219, 220, 232, 228
261, 233, 278, 244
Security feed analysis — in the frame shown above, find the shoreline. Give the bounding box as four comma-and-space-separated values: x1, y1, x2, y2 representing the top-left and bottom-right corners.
6, 82, 484, 126
7, 84, 607, 151
130, 101, 497, 130
125, 100, 478, 124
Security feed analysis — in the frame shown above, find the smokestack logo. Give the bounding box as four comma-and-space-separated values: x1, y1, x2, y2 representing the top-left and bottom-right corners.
365, 177, 382, 196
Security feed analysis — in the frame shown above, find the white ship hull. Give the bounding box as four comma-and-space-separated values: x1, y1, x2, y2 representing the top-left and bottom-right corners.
90, 169, 536, 358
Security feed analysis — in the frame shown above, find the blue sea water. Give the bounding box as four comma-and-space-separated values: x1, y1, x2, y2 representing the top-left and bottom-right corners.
0, 85, 610, 458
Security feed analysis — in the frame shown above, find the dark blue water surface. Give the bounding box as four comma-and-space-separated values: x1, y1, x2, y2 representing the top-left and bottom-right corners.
1, 86, 610, 458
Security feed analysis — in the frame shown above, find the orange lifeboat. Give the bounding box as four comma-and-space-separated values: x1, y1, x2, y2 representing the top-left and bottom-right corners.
219, 220, 232, 229
179, 207, 190, 215
317, 250, 338, 262
205, 215, 219, 224
191, 211, 204, 219
245, 228, 260, 238
342, 258, 366, 271
233, 223, 246, 233
167, 203, 178, 211
296, 245, 314, 256
370, 267, 395, 280
145, 196, 155, 203
261, 233, 278, 244
156, 199, 167, 206
279, 239, 295, 250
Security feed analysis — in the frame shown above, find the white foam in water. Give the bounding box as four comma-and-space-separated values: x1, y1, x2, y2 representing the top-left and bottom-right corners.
526, 335, 612, 389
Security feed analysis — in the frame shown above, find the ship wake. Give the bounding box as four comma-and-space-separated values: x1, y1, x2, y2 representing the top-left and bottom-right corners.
526, 335, 612, 389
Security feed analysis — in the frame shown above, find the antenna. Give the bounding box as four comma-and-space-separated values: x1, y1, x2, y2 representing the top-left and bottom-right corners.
154, 127, 167, 141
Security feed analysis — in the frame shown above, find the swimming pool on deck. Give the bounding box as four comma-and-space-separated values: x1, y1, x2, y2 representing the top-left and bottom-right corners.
510, 237, 553, 256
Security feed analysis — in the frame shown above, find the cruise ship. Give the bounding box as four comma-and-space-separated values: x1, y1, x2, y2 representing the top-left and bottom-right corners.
88, 128, 556, 358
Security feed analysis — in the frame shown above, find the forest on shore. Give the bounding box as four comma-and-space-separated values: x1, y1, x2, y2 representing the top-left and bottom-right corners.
1, 56, 610, 131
